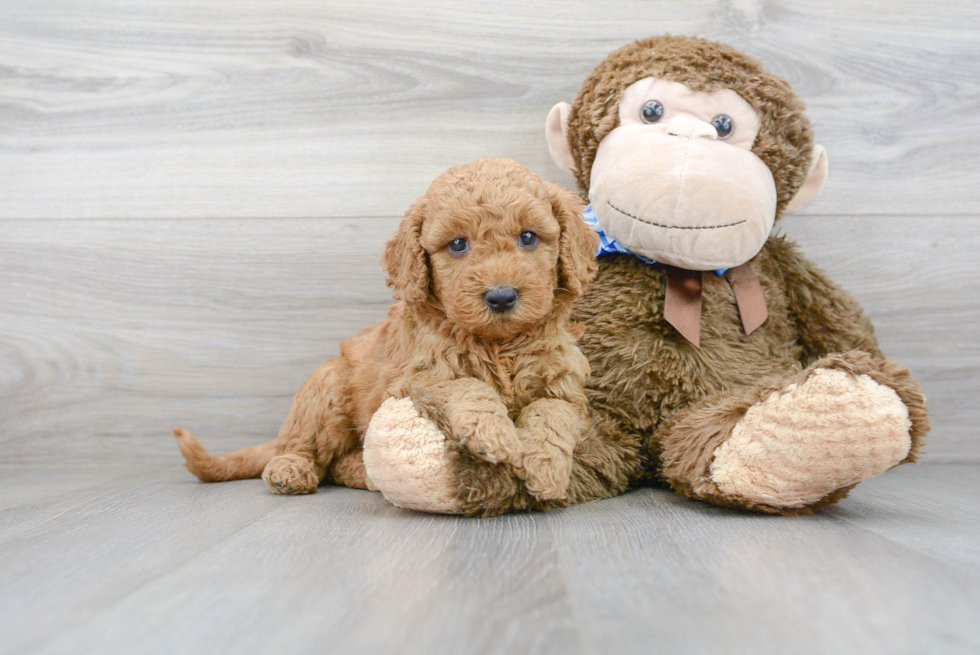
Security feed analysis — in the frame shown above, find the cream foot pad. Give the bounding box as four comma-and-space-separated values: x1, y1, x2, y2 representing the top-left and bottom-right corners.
364, 397, 463, 514
710, 369, 912, 509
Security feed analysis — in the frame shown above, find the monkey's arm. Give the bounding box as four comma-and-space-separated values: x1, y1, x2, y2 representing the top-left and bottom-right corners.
768, 237, 883, 365
767, 237, 928, 458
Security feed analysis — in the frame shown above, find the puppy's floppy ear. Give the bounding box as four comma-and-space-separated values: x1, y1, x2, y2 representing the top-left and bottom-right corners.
544, 181, 597, 298
383, 196, 431, 306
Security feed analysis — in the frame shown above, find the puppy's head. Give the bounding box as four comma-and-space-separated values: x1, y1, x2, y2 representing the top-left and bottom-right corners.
383, 158, 597, 340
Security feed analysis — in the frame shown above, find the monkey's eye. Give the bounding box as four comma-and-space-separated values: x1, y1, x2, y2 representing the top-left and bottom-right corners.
447, 237, 469, 254
711, 114, 733, 139
641, 100, 665, 124
518, 230, 538, 248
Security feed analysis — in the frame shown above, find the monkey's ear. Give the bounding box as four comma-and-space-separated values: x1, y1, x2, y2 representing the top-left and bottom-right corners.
546, 102, 577, 176
784, 144, 829, 215
382, 197, 431, 307
544, 181, 598, 299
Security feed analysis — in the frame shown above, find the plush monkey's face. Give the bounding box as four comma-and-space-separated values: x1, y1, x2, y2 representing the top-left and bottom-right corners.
589, 77, 775, 270
548, 70, 827, 271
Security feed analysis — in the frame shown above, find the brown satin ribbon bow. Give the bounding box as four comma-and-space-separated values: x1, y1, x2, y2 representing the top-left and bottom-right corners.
663, 262, 768, 348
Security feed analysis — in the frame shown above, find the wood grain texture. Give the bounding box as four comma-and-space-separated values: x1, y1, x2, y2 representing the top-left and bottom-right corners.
1, 0, 978, 219
1, 215, 977, 463
0, 217, 398, 461
0, 462, 977, 654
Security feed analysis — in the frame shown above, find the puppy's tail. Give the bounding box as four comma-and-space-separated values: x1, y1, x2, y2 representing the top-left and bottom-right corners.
172, 427, 277, 482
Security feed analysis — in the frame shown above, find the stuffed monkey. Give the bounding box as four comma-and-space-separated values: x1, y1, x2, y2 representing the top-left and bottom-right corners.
364, 35, 929, 515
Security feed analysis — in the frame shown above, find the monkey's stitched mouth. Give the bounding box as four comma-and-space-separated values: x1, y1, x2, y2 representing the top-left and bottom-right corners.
608, 201, 747, 230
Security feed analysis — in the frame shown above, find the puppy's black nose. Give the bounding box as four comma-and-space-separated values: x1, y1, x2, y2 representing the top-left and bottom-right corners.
484, 286, 519, 313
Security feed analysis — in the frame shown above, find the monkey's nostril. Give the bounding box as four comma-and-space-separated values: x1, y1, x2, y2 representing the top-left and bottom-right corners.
484, 286, 519, 313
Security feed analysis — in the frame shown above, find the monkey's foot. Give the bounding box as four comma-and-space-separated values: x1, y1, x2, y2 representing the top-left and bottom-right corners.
363, 397, 463, 514
262, 454, 320, 495
709, 368, 912, 509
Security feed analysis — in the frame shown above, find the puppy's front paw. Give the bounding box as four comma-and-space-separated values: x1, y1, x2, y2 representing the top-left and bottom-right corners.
519, 433, 574, 501
455, 413, 520, 465
262, 454, 320, 495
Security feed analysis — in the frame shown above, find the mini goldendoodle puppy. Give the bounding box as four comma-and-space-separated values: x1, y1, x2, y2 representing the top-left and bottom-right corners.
174, 157, 599, 503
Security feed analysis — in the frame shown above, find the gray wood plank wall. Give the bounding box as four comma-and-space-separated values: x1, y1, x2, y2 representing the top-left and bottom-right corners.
2, 0, 978, 463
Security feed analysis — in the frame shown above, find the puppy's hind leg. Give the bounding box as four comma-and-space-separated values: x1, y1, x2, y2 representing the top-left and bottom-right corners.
262, 357, 355, 495
329, 448, 378, 491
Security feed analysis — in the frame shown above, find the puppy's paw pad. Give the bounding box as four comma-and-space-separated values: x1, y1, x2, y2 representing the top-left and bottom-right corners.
262, 454, 319, 495
710, 369, 911, 508
459, 416, 519, 464
463, 437, 507, 464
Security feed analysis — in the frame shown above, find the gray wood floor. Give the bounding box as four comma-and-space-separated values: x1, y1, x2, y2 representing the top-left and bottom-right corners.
2, 1, 980, 653
1, 463, 977, 655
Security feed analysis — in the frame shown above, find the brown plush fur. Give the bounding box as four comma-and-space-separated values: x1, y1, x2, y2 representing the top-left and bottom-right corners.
174, 158, 605, 500
551, 35, 930, 514
571, 239, 929, 514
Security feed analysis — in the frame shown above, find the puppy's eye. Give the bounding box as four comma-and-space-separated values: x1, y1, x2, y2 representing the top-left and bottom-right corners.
447, 237, 469, 254
641, 100, 665, 124
518, 231, 538, 248
711, 114, 733, 139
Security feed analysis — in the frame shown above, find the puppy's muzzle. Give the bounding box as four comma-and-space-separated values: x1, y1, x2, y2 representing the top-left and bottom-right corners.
483, 286, 519, 313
